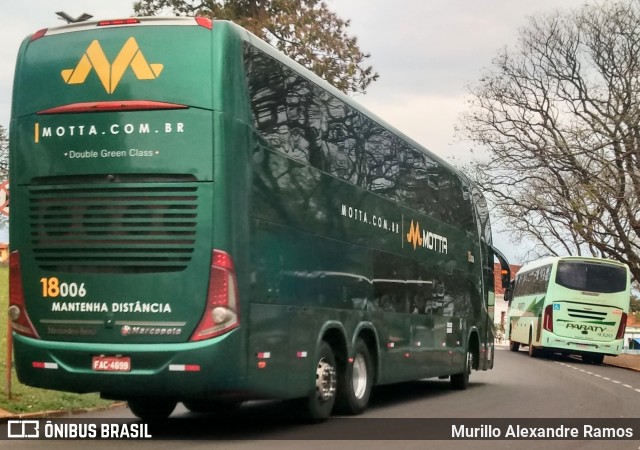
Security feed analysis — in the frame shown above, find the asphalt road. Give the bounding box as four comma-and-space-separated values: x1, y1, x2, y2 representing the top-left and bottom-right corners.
3, 345, 640, 450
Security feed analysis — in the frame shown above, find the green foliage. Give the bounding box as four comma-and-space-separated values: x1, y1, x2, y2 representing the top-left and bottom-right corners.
0, 267, 113, 414
133, 0, 379, 94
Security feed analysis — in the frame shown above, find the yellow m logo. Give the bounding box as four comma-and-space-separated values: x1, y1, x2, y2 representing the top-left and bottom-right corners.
406, 220, 423, 250
61, 37, 163, 94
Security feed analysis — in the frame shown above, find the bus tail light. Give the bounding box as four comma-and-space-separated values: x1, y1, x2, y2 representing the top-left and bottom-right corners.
9, 251, 40, 339
38, 100, 188, 115
97, 19, 141, 27
190, 250, 239, 341
616, 313, 627, 340
543, 304, 553, 333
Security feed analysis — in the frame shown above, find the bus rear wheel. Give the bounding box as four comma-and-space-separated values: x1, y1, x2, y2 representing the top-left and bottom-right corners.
451, 349, 473, 390
509, 340, 520, 352
306, 341, 337, 420
336, 338, 373, 415
528, 331, 540, 358
128, 398, 177, 421
582, 353, 604, 365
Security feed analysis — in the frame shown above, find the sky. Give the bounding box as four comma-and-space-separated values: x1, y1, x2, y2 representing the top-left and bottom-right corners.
0, 0, 593, 263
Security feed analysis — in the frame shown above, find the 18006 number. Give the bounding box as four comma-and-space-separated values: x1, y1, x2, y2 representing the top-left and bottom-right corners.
40, 277, 87, 298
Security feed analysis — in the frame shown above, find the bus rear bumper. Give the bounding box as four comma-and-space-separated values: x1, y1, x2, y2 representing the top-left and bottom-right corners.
542, 334, 623, 356
12, 331, 246, 400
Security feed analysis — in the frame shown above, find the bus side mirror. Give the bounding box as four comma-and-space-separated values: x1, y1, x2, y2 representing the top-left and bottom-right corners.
500, 268, 510, 290
504, 289, 512, 303
504, 280, 514, 303
492, 246, 511, 288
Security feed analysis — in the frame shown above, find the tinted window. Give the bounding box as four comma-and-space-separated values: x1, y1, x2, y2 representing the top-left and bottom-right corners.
556, 261, 627, 293
244, 44, 474, 230
513, 265, 552, 297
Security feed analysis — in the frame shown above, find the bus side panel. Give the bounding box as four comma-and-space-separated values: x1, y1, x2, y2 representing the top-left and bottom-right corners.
249, 140, 482, 384
507, 288, 545, 346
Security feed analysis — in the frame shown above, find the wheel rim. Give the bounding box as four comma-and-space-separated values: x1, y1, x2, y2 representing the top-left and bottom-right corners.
466, 351, 473, 375
315, 357, 337, 402
351, 353, 368, 399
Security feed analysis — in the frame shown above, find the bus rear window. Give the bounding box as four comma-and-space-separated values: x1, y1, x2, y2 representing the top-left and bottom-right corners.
555, 261, 627, 293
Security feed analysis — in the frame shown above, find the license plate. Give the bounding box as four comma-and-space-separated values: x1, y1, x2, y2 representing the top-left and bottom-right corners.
92, 356, 131, 372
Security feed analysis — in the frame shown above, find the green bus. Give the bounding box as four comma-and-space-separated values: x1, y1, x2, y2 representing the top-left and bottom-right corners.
506, 256, 630, 364
9, 17, 511, 420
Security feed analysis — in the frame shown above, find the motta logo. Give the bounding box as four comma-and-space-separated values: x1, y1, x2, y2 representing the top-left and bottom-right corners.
405, 219, 449, 254
61, 37, 164, 94
406, 220, 423, 250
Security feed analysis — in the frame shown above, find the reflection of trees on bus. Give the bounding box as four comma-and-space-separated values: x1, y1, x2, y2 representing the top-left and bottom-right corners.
372, 279, 441, 315
247, 45, 475, 235
275, 269, 471, 320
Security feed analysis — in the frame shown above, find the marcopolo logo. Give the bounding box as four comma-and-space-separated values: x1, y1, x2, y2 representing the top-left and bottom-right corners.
61, 37, 163, 94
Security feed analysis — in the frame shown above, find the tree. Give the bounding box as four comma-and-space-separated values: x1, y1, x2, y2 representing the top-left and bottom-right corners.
133, 0, 378, 94
458, 1, 640, 281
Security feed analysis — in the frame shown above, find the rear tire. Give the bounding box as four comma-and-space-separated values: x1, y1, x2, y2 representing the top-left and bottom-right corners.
336, 339, 373, 415
128, 398, 177, 421
306, 341, 337, 420
509, 340, 520, 352
528, 330, 539, 358
582, 353, 604, 365
451, 349, 473, 390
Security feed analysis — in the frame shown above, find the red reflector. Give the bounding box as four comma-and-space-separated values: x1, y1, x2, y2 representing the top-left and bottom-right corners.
98, 19, 141, 27
257, 361, 267, 369
38, 101, 188, 115
184, 364, 201, 372
32, 362, 58, 369
616, 313, 628, 340
195, 17, 213, 29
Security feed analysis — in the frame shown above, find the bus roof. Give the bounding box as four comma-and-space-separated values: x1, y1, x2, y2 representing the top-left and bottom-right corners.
31, 16, 205, 37
517, 255, 629, 275
20, 16, 470, 186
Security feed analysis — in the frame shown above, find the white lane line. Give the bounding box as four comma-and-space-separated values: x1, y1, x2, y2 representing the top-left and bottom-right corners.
556, 361, 640, 394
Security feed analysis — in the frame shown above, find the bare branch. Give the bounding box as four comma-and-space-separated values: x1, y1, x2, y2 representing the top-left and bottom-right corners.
459, 1, 640, 280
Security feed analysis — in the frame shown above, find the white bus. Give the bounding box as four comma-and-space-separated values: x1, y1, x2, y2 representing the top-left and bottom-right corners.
506, 256, 630, 364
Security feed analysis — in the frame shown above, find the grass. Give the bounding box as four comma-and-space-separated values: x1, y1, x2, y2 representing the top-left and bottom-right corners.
0, 266, 114, 414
